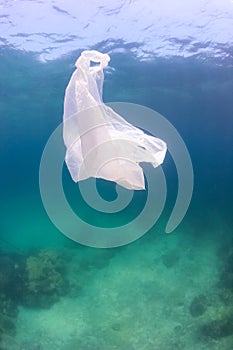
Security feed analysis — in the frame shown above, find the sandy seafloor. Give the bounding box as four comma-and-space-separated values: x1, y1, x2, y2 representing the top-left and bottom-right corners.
1, 202, 232, 350
11, 232, 233, 350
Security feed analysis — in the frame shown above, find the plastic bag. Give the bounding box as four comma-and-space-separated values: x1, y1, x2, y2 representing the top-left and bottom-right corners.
63, 50, 167, 190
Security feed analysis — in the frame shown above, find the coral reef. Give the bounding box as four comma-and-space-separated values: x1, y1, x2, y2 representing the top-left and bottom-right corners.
189, 294, 208, 317
0, 253, 26, 300
201, 314, 233, 339
0, 252, 25, 348
162, 251, 180, 268
0, 294, 17, 319
0, 314, 15, 337
0, 250, 68, 310
200, 243, 233, 340
219, 247, 233, 291
0, 249, 68, 348
23, 250, 68, 308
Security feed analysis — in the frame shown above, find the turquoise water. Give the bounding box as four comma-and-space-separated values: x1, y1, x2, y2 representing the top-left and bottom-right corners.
0, 48, 233, 349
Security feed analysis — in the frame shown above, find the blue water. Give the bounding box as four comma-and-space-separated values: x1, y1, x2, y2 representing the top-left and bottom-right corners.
0, 46, 233, 349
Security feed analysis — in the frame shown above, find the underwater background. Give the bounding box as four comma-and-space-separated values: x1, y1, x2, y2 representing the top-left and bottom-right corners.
0, 1, 233, 349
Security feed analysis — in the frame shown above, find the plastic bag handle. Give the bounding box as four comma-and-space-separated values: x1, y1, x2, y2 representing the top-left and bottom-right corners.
75, 50, 110, 69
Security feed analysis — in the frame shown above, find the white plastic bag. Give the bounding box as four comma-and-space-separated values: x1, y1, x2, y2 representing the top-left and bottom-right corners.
63, 50, 167, 190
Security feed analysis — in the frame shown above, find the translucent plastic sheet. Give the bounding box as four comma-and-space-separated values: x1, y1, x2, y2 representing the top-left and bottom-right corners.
63, 50, 167, 190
